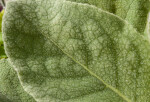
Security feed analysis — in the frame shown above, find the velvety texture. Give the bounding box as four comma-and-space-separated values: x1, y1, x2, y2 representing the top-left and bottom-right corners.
1, 0, 150, 102
0, 59, 36, 102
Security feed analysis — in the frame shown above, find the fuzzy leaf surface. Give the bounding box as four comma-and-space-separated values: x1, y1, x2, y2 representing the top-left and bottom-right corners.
0, 59, 36, 102
3, 0, 150, 102
67, 0, 150, 33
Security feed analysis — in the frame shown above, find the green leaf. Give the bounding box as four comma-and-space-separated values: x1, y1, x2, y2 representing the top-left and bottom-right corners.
67, 0, 116, 13
115, 0, 150, 33
0, 93, 12, 102
0, 10, 4, 32
67, 0, 150, 33
145, 12, 150, 39
2, 0, 150, 102
0, 59, 36, 102
0, 10, 7, 59
0, 32, 7, 59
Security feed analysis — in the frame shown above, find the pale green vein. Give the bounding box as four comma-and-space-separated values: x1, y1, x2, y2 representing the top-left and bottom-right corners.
48, 38, 132, 102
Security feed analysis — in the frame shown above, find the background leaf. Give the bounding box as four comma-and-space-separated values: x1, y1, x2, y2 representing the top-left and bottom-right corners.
115, 0, 150, 33
0, 59, 36, 102
0, 32, 7, 59
0, 10, 7, 59
67, 0, 116, 13
67, 0, 150, 33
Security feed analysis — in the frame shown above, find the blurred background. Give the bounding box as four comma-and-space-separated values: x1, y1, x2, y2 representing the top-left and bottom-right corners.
0, 1, 3, 12
0, 0, 10, 11
0, 0, 7, 59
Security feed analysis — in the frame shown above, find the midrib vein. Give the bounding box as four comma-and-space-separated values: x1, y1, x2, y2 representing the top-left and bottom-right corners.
48, 38, 132, 102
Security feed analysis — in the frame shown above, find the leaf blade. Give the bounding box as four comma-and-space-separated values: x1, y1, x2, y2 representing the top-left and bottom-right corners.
0, 59, 36, 102
3, 0, 150, 102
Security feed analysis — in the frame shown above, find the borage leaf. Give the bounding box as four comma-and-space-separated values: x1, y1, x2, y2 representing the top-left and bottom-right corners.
3, 0, 150, 102
0, 59, 36, 102
67, 0, 150, 33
